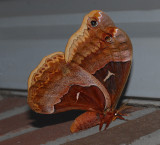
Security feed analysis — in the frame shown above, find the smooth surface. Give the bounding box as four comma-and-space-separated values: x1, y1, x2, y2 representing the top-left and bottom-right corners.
0, 0, 160, 98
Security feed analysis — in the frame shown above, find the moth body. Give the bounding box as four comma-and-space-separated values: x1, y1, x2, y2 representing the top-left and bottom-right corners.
27, 10, 132, 133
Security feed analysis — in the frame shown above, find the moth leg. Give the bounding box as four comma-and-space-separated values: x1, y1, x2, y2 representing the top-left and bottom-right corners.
104, 118, 112, 130
98, 114, 105, 131
114, 105, 131, 121
103, 112, 114, 130
99, 123, 103, 131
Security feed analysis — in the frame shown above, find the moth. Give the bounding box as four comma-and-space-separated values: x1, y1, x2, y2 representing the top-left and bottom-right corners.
27, 10, 132, 133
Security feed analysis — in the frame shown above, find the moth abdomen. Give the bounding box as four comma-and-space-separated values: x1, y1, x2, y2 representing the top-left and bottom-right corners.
70, 111, 100, 133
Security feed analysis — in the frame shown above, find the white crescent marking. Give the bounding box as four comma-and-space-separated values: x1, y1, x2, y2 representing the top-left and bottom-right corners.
76, 92, 80, 101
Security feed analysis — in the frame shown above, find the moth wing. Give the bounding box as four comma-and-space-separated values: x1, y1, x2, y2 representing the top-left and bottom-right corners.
64, 12, 132, 108
94, 61, 132, 109
93, 28, 132, 108
27, 52, 111, 114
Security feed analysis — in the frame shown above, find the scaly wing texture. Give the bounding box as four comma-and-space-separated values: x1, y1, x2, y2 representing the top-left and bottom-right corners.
27, 10, 133, 133
94, 61, 131, 109
65, 10, 115, 64
28, 52, 111, 114
64, 10, 132, 108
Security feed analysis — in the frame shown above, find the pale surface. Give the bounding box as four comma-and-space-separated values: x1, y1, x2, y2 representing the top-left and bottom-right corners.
0, 0, 160, 98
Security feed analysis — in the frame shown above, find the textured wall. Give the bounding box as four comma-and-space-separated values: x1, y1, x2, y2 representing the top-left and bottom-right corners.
0, 0, 160, 98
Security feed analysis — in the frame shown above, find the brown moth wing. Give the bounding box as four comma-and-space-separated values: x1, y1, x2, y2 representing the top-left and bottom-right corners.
65, 10, 115, 65
28, 52, 65, 89
64, 10, 132, 108
94, 61, 131, 109
79, 27, 132, 74
28, 52, 111, 114
64, 10, 132, 74
93, 28, 132, 108
54, 85, 107, 114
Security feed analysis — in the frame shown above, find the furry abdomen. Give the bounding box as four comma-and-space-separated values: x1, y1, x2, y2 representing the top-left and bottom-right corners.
70, 111, 100, 133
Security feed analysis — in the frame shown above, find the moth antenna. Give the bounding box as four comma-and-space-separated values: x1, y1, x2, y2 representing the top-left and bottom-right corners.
117, 99, 132, 114
116, 115, 128, 121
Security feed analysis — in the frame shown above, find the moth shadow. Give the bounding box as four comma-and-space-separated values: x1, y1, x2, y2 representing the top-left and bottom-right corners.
28, 109, 84, 128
